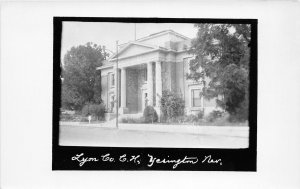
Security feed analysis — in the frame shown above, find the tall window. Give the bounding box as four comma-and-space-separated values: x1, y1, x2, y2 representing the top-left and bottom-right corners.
144, 69, 147, 82
111, 73, 115, 87
191, 89, 202, 107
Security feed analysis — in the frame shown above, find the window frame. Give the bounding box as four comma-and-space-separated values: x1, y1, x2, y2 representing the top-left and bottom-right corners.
191, 88, 202, 107
111, 73, 115, 87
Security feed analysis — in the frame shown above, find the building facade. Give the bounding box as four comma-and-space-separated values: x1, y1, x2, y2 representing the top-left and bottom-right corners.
97, 30, 218, 117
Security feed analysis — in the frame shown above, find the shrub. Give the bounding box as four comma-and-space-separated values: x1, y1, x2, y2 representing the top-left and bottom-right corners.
82, 103, 106, 120
197, 110, 204, 119
143, 106, 158, 123
121, 117, 145, 124
160, 90, 185, 122
60, 110, 81, 121
169, 116, 185, 123
80, 117, 89, 122
60, 113, 73, 121
184, 114, 199, 123
206, 110, 223, 122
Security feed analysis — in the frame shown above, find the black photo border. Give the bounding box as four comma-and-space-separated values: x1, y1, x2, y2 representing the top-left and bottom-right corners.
53, 17, 257, 171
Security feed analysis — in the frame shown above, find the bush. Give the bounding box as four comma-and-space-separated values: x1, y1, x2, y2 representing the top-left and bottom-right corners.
80, 117, 89, 122
60, 113, 73, 121
82, 103, 106, 120
143, 106, 158, 123
206, 110, 223, 122
197, 110, 204, 119
184, 114, 199, 123
169, 116, 185, 123
160, 90, 185, 122
121, 117, 145, 124
60, 110, 81, 121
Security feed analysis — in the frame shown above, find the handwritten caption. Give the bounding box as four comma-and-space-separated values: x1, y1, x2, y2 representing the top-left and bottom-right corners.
71, 153, 222, 169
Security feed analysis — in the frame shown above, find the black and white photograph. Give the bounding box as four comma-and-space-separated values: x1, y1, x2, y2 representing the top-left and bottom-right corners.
2, 1, 300, 188
53, 17, 257, 171
59, 21, 252, 149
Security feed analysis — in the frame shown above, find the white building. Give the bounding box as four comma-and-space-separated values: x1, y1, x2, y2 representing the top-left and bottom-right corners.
97, 30, 218, 117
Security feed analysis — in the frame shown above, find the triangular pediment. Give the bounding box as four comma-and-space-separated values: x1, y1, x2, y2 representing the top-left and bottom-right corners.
110, 42, 157, 60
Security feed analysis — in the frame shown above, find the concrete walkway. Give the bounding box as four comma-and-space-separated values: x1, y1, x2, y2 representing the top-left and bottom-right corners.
59, 122, 249, 148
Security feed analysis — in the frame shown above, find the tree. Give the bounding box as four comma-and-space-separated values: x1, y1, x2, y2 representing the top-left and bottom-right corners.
61, 42, 107, 110
187, 24, 251, 121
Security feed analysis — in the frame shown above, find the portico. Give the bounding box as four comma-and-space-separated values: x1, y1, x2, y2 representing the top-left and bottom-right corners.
115, 60, 163, 115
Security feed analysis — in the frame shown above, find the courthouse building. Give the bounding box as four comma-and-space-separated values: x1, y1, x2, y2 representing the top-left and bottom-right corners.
97, 30, 218, 117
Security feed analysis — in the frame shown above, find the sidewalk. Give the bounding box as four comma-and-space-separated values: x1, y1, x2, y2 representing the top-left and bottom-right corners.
59, 121, 249, 148
60, 121, 248, 137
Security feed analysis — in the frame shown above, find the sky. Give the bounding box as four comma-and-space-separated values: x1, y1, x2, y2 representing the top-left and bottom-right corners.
61, 22, 198, 60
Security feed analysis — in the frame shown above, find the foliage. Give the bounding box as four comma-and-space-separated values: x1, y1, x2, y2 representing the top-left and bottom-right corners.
60, 111, 82, 122
61, 42, 107, 110
160, 90, 185, 122
143, 106, 158, 123
93, 73, 103, 104
197, 110, 204, 119
121, 117, 145, 124
183, 114, 199, 123
187, 24, 250, 121
81, 103, 106, 120
169, 116, 185, 123
60, 113, 73, 121
228, 91, 249, 122
206, 110, 224, 122
221, 64, 249, 122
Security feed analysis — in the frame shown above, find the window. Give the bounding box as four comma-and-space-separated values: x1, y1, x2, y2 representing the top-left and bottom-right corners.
144, 69, 147, 82
191, 89, 202, 107
111, 73, 115, 86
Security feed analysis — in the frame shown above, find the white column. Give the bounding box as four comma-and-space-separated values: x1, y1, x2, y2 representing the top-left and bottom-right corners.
147, 62, 153, 106
155, 61, 162, 107
120, 68, 126, 108
114, 66, 118, 113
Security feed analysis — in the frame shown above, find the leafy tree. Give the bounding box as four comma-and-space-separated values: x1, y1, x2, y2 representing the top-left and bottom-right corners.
187, 24, 251, 121
61, 42, 107, 110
